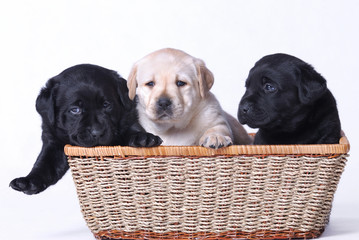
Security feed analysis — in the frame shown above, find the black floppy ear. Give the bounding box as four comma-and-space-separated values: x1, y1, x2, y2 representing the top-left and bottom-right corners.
298, 63, 327, 104
35, 77, 59, 126
112, 72, 134, 110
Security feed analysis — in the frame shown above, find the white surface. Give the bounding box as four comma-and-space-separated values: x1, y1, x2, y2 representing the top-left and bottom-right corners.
1, 0, 358, 239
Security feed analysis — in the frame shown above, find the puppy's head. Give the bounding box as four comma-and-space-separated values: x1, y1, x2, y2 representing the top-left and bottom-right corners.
238, 53, 327, 130
127, 48, 214, 124
36, 64, 133, 147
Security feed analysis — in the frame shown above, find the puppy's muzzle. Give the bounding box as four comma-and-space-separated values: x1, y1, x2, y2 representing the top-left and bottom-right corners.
238, 102, 251, 115
238, 102, 254, 125
156, 97, 173, 117
89, 128, 103, 139
74, 126, 108, 147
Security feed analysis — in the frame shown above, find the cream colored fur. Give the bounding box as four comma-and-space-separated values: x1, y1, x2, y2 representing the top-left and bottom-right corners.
128, 48, 252, 148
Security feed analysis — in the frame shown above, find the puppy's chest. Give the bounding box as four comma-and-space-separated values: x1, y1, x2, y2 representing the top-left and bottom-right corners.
153, 129, 200, 146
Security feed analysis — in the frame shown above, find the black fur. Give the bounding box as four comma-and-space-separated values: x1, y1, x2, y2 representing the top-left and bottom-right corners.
238, 53, 341, 145
10, 64, 162, 194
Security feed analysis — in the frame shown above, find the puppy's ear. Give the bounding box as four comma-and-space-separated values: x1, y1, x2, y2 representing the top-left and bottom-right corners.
127, 64, 138, 100
195, 58, 214, 98
298, 63, 327, 104
112, 71, 134, 110
36, 78, 58, 126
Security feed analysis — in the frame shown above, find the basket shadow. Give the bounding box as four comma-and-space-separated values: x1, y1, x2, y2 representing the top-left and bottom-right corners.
322, 217, 359, 237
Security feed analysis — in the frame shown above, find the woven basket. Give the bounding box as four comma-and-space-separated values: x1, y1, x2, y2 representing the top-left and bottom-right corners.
65, 136, 350, 240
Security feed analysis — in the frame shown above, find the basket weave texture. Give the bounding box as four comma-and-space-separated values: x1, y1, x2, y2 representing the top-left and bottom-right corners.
65, 137, 350, 240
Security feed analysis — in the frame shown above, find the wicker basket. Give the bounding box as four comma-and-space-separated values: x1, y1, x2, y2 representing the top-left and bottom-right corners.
65, 136, 350, 240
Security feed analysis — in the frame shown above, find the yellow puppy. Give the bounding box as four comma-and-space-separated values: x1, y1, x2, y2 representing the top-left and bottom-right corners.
128, 48, 252, 148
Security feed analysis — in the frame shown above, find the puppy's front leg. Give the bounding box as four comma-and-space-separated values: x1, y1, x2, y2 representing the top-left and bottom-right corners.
200, 125, 233, 149
10, 142, 69, 195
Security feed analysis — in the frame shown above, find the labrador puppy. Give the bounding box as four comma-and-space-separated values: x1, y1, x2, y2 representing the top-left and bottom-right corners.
238, 53, 341, 144
10, 64, 162, 195
128, 48, 252, 148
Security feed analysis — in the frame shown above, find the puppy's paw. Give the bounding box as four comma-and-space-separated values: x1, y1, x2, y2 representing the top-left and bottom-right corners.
129, 132, 163, 147
9, 177, 48, 195
200, 135, 233, 149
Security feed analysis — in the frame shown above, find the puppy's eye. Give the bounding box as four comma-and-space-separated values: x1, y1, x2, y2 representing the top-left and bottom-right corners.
103, 101, 111, 108
264, 83, 277, 93
145, 81, 155, 87
70, 107, 82, 115
176, 80, 187, 87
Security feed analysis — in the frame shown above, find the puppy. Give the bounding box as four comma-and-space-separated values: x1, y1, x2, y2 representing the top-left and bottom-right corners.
238, 53, 341, 144
128, 48, 252, 148
10, 64, 162, 195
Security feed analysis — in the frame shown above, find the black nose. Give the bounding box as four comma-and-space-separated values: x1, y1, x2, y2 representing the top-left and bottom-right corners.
89, 128, 103, 138
239, 103, 251, 114
157, 97, 172, 110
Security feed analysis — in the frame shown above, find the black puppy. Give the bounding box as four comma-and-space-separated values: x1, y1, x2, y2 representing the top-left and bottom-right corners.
238, 53, 341, 145
10, 64, 162, 194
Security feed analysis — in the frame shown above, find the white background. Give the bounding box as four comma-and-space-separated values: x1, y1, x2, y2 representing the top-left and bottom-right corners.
1, 0, 358, 239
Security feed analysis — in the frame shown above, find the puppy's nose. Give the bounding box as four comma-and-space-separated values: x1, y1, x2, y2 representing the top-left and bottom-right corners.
90, 128, 102, 138
239, 103, 250, 114
157, 97, 172, 110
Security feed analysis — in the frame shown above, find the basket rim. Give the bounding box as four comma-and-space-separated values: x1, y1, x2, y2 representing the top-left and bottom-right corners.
64, 135, 350, 157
